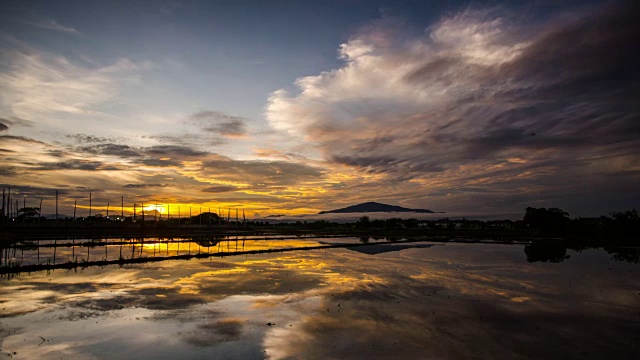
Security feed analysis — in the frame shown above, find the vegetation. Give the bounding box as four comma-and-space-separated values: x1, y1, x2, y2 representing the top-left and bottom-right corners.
2, 206, 639, 246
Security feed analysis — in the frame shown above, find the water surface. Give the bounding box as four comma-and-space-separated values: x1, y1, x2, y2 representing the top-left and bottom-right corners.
1, 241, 639, 359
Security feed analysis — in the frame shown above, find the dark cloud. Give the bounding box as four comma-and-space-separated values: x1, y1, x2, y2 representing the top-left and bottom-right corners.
0, 117, 34, 128
0, 135, 48, 145
202, 185, 238, 193
188, 111, 247, 137
0, 184, 64, 197
144, 134, 226, 147
35, 159, 106, 171
123, 183, 168, 189
66, 134, 116, 143
80, 143, 142, 158
144, 145, 208, 157
0, 167, 17, 176
0, 123, 7, 132
138, 158, 181, 167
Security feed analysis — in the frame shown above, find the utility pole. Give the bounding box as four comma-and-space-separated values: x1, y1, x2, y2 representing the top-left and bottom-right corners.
107, 202, 110, 218
189, 206, 192, 224
121, 196, 124, 220
2, 188, 5, 218
55, 190, 58, 220
89, 192, 92, 217
142, 202, 145, 221
39, 198, 42, 222
243, 209, 246, 227
73, 201, 77, 220
199, 207, 202, 225
218, 207, 221, 225
236, 208, 238, 226
134, 203, 137, 221
167, 205, 170, 220
209, 207, 211, 227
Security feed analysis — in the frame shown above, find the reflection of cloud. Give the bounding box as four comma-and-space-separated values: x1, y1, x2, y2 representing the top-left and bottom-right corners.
1, 244, 638, 359
183, 318, 245, 347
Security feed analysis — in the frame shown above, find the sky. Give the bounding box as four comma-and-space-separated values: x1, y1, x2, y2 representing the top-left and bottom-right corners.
0, 0, 638, 219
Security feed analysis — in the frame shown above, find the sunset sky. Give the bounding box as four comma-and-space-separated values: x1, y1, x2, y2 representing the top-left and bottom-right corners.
1, 0, 638, 219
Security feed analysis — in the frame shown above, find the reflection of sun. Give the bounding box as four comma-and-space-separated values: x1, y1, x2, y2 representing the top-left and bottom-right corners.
143, 204, 164, 213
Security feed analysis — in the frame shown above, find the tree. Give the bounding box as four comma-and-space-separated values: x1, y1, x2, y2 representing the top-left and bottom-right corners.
17, 207, 39, 221
523, 207, 570, 233
356, 216, 370, 228
610, 209, 639, 222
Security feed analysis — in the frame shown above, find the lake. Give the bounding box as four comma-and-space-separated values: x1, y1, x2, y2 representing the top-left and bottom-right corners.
1, 238, 639, 359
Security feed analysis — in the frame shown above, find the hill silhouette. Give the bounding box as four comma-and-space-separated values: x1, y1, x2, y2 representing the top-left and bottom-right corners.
319, 202, 440, 214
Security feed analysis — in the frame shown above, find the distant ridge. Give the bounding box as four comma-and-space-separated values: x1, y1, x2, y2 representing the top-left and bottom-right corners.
318, 202, 441, 214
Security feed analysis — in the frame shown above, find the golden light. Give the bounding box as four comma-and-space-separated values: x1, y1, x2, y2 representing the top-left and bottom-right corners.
143, 204, 165, 213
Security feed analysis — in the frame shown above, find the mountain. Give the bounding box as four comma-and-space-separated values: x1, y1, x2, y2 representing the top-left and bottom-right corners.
318, 202, 440, 214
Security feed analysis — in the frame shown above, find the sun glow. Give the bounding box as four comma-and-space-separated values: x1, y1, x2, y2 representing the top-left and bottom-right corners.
143, 204, 165, 213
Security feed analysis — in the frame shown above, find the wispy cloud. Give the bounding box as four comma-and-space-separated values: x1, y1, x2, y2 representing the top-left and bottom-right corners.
24, 19, 81, 35
0, 47, 153, 123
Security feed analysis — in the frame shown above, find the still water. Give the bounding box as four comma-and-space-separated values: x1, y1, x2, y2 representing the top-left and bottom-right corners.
1, 240, 639, 359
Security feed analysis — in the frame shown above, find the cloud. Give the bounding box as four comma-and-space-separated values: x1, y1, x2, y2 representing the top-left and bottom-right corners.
144, 145, 208, 157
143, 134, 226, 147
0, 134, 48, 145
25, 19, 80, 34
66, 134, 117, 144
80, 143, 142, 158
0, 47, 152, 122
197, 157, 324, 188
265, 3, 640, 214
202, 185, 238, 193
187, 111, 247, 138
35, 159, 106, 171
123, 183, 168, 189
0, 117, 33, 130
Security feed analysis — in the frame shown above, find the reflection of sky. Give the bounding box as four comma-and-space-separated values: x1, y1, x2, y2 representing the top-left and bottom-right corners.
1, 236, 376, 267
1, 243, 639, 359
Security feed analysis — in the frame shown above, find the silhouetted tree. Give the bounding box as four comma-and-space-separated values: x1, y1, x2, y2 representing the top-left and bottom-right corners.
356, 216, 370, 228
17, 207, 40, 222
523, 207, 570, 233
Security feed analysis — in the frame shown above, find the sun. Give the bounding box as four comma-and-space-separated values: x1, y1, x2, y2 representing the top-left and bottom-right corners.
143, 204, 165, 213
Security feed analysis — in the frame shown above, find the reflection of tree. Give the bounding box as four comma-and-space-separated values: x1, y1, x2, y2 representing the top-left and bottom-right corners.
524, 243, 570, 262
603, 247, 640, 263
192, 236, 224, 247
